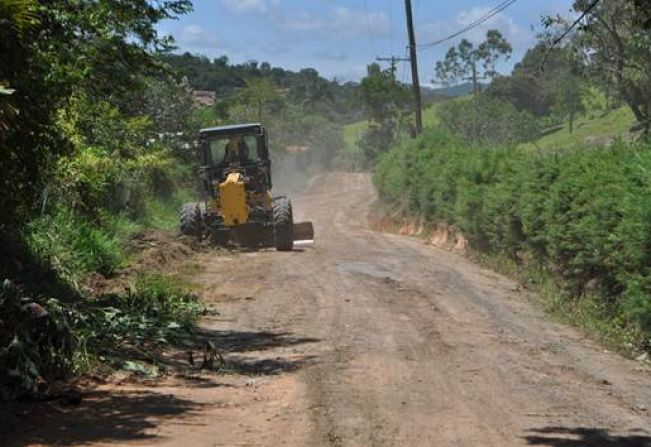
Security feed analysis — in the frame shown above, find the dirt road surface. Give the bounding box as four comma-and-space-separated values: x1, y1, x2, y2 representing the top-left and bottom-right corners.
8, 173, 651, 446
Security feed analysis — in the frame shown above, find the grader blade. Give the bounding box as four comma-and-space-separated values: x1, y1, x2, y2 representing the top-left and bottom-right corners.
293, 221, 314, 243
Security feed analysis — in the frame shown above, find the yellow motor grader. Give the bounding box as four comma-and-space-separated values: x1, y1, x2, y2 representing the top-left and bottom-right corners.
180, 123, 314, 250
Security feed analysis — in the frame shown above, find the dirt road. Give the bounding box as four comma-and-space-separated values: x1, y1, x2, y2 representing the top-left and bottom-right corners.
11, 173, 651, 446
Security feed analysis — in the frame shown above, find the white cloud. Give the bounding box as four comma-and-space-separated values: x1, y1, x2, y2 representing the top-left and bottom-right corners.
420, 7, 532, 51
313, 50, 348, 62
222, 0, 270, 15
177, 24, 219, 48
279, 7, 390, 39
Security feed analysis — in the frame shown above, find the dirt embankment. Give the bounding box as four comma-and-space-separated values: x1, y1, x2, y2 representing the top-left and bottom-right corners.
369, 206, 468, 252
5, 172, 651, 447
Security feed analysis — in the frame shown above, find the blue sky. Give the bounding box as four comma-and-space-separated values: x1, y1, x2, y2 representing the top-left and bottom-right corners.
158, 0, 574, 85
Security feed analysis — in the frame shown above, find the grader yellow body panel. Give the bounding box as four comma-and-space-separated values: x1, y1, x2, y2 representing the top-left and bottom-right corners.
219, 172, 249, 226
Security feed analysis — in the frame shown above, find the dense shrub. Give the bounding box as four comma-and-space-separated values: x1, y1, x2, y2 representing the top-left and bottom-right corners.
437, 96, 539, 146
375, 129, 651, 345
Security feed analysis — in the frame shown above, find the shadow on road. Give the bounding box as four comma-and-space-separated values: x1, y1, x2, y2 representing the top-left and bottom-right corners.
193, 328, 320, 353
1, 389, 201, 447
1, 329, 319, 446
179, 329, 320, 376
524, 426, 651, 446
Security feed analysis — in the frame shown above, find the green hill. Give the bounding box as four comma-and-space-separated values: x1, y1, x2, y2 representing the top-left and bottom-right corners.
341, 99, 636, 169
521, 106, 635, 151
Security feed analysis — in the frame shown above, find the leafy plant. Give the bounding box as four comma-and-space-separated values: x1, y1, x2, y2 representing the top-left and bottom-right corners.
0, 273, 203, 398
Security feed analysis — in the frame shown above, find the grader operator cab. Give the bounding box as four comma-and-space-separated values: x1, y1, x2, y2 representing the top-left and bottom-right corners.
180, 123, 314, 251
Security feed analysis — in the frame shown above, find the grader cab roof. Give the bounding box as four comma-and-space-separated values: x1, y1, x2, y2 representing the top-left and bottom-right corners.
199, 123, 264, 139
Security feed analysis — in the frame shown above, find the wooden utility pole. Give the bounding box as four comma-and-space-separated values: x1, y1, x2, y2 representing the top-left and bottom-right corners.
376, 56, 410, 76
405, 0, 423, 134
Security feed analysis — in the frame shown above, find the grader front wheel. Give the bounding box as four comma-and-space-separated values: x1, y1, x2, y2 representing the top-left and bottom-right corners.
272, 197, 294, 251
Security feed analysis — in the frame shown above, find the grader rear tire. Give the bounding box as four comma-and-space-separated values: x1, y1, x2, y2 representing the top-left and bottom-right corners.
273, 197, 293, 251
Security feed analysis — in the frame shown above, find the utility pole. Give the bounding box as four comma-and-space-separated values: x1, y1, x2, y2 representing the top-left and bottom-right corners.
376, 56, 410, 76
462, 54, 487, 142
405, 0, 423, 134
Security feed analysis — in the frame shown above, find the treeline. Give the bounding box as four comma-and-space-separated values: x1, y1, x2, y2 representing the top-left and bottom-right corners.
162, 53, 360, 123
165, 52, 362, 172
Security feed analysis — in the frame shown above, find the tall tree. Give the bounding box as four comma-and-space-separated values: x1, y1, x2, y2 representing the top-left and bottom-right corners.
477, 29, 513, 78
357, 63, 411, 163
232, 77, 284, 123
549, 0, 651, 136
434, 30, 512, 96
551, 72, 586, 134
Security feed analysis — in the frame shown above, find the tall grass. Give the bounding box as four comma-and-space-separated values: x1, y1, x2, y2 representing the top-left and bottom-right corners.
27, 208, 125, 286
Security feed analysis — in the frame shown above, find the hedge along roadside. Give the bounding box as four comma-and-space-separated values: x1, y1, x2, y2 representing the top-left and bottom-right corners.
374, 129, 651, 350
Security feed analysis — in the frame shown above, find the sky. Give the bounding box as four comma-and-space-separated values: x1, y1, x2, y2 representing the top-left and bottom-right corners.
157, 0, 575, 86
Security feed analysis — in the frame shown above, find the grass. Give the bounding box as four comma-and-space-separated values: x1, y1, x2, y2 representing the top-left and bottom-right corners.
520, 105, 635, 151
27, 208, 126, 286
26, 188, 194, 288
472, 251, 641, 354
343, 91, 634, 159
141, 189, 194, 231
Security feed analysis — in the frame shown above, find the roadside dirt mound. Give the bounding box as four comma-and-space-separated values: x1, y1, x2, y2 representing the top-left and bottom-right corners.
129, 229, 196, 271
80, 229, 197, 296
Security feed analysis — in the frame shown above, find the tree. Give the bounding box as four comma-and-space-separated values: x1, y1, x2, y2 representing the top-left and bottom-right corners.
0, 0, 39, 131
478, 29, 513, 78
434, 30, 512, 97
435, 39, 475, 88
485, 43, 578, 117
357, 63, 411, 164
551, 73, 586, 134
288, 68, 333, 111
232, 77, 284, 123
548, 0, 651, 136
438, 96, 538, 145
0, 0, 192, 229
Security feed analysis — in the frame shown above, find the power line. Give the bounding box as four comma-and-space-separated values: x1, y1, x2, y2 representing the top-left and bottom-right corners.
540, 0, 601, 70
419, 0, 519, 50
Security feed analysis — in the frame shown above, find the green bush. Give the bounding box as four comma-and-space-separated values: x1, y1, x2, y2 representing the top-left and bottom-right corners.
375, 129, 651, 346
438, 96, 539, 146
